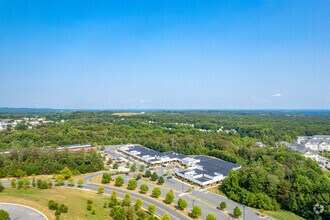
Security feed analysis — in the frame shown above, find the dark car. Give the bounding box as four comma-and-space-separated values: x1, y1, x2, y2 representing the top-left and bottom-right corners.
167, 176, 172, 179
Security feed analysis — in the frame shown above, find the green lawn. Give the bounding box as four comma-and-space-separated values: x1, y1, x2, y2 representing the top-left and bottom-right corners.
265, 210, 305, 220
0, 187, 110, 220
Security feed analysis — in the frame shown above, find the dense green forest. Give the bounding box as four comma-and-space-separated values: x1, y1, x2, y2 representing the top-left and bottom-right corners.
0, 148, 104, 178
0, 110, 330, 219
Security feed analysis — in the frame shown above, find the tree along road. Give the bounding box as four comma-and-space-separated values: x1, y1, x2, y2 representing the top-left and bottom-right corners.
84, 183, 189, 220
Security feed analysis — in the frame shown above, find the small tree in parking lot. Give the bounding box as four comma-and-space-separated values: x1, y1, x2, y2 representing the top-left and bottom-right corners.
113, 162, 119, 169
115, 176, 124, 187
161, 214, 170, 220
122, 193, 131, 206
206, 214, 216, 220
148, 204, 156, 215
164, 190, 175, 204
144, 170, 151, 177
152, 187, 162, 198
177, 198, 188, 210
220, 201, 227, 210
107, 158, 113, 165
130, 162, 137, 172
127, 179, 138, 190
151, 172, 159, 181
126, 161, 130, 168
139, 164, 145, 172
158, 176, 164, 185
190, 206, 202, 218
101, 173, 112, 184
135, 198, 143, 211
139, 184, 149, 194
233, 206, 242, 218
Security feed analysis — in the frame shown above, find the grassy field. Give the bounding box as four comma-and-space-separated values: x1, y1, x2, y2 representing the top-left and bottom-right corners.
112, 112, 142, 116
0, 187, 110, 220
265, 210, 305, 220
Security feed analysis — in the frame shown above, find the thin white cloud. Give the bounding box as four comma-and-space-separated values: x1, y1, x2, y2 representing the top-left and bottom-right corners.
272, 93, 282, 97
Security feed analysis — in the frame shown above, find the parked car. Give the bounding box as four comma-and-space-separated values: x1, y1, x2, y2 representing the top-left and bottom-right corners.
167, 176, 173, 179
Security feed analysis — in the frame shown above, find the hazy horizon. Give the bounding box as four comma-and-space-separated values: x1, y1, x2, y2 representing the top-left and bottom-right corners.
1, 0, 329, 109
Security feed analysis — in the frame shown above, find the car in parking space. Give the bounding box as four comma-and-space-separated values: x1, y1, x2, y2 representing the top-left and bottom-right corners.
167, 176, 173, 179
162, 174, 167, 176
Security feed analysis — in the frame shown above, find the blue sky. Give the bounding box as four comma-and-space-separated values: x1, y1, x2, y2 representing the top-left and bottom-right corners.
0, 0, 329, 109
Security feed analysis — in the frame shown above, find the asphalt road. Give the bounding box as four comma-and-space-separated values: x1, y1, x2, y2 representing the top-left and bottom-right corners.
0, 203, 47, 220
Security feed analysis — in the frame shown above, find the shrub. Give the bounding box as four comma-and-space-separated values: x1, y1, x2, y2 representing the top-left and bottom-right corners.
60, 167, 72, 179
17, 179, 23, 189
87, 200, 93, 205
55, 209, 61, 216
77, 179, 84, 187
0, 182, 4, 192
10, 179, 17, 188
87, 204, 92, 211
58, 204, 68, 213
48, 200, 58, 210
40, 179, 49, 189
0, 209, 9, 220
98, 186, 104, 194
67, 177, 75, 186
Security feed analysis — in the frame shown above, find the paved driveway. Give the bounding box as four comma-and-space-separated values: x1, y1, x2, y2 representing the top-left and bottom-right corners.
0, 203, 47, 220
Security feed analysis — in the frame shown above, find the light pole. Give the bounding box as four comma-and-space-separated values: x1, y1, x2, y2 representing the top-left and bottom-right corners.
243, 205, 246, 220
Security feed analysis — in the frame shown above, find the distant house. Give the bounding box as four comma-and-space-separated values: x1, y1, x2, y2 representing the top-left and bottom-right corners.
255, 142, 266, 148
299, 135, 330, 151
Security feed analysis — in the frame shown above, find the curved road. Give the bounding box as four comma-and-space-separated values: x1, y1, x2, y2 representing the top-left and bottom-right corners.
0, 203, 48, 220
